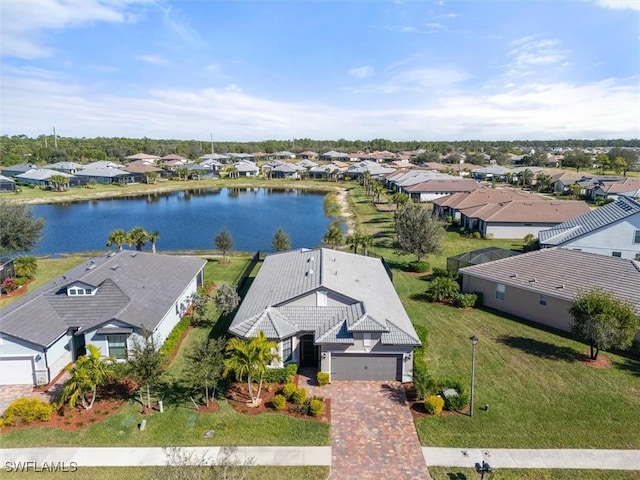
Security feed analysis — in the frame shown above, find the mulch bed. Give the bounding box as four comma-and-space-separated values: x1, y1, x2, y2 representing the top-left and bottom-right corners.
225, 382, 330, 423
577, 352, 612, 369
0, 278, 35, 301
403, 384, 469, 420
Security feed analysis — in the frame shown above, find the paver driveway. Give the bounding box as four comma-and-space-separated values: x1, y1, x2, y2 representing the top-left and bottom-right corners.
306, 378, 431, 480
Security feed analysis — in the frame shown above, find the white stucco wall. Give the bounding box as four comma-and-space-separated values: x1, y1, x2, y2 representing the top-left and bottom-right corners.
556, 216, 640, 259
45, 333, 73, 384
484, 222, 559, 239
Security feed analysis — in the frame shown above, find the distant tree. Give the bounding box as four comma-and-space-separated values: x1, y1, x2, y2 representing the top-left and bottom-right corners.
183, 337, 225, 407
394, 203, 444, 262
271, 228, 291, 252
415, 150, 441, 164
359, 233, 374, 256
59, 345, 113, 410
562, 151, 592, 172
521, 150, 548, 166
596, 153, 610, 174
145, 172, 158, 184
570, 289, 639, 360
128, 330, 164, 409
148, 230, 160, 254
127, 226, 149, 251
323, 222, 344, 249
48, 174, 70, 191
214, 283, 241, 316
106, 229, 128, 251
188, 289, 211, 326
608, 147, 639, 174
612, 157, 628, 175
13, 255, 38, 278
535, 172, 553, 193
214, 228, 233, 263
391, 192, 410, 209
224, 331, 280, 405
0, 198, 45, 256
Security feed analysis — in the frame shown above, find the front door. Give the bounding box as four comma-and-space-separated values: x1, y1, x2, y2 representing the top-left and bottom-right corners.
73, 334, 86, 360
299, 335, 318, 368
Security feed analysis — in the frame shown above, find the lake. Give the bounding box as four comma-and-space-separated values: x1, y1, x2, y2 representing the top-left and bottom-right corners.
30, 188, 335, 256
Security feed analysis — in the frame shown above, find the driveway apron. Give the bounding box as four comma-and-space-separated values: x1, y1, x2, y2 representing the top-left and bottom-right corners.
322, 381, 431, 480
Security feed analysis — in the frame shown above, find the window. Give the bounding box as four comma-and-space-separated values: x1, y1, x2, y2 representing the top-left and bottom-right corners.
108, 335, 128, 359
363, 333, 372, 347
66, 285, 96, 296
539, 295, 547, 306
612, 251, 622, 258
634, 230, 640, 244
282, 337, 292, 363
316, 290, 327, 307
495, 284, 505, 301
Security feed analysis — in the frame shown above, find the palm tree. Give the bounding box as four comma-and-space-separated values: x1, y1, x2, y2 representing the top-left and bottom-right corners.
359, 234, 374, 256
224, 331, 279, 405
59, 345, 112, 410
48, 174, 70, 192
392, 192, 410, 209
148, 231, 160, 254
535, 173, 553, 193
323, 222, 344, 249
106, 229, 128, 251
127, 226, 149, 251
226, 166, 239, 179
346, 232, 361, 254
13, 255, 38, 278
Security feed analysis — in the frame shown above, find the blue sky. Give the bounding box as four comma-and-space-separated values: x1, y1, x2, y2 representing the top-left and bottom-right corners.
2, 0, 639, 142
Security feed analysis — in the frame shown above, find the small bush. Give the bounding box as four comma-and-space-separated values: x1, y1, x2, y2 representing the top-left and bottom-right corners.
424, 277, 460, 303
483, 233, 494, 240
472, 231, 482, 239
316, 372, 330, 386
308, 398, 325, 417
438, 379, 469, 411
282, 383, 297, 400
409, 261, 430, 273
454, 293, 478, 308
2, 398, 54, 426
445, 215, 453, 224
272, 394, 287, 410
424, 395, 444, 415
292, 387, 307, 405
430, 267, 458, 279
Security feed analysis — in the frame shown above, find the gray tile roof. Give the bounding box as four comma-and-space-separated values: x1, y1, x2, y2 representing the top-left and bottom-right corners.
460, 248, 640, 315
16, 169, 73, 181
229, 248, 420, 346
539, 196, 640, 245
1, 251, 206, 347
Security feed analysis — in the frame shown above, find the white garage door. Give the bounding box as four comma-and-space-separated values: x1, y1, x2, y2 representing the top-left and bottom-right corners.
0, 357, 35, 385
331, 354, 402, 381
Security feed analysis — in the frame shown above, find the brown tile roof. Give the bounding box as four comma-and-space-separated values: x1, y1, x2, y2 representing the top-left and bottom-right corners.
432, 188, 541, 209
461, 200, 590, 223
405, 178, 480, 193
460, 248, 640, 314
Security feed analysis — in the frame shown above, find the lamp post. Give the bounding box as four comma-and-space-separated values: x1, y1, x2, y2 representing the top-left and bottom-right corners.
470, 335, 478, 418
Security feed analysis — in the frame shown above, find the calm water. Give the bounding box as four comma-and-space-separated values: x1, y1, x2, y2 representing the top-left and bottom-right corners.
30, 188, 334, 256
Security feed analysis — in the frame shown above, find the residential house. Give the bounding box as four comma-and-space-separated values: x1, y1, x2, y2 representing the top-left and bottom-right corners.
0, 163, 39, 178
0, 175, 16, 192
320, 150, 350, 161
551, 171, 585, 195
271, 163, 302, 179
298, 151, 318, 160
432, 188, 543, 222
538, 196, 640, 260
49, 162, 83, 174
471, 165, 513, 181
15, 169, 75, 189
459, 199, 590, 239
460, 248, 640, 342
590, 178, 640, 202
228, 153, 255, 162
261, 160, 284, 177
0, 251, 206, 385
234, 160, 259, 177
123, 160, 165, 182
229, 248, 421, 382
274, 151, 296, 160
576, 175, 625, 200
404, 178, 481, 202
296, 159, 319, 169
343, 160, 395, 179
200, 153, 230, 164
308, 163, 344, 180
125, 153, 161, 163
74, 164, 134, 185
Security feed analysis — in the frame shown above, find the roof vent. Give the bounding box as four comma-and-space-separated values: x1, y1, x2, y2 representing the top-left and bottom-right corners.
86, 264, 97, 271
306, 269, 313, 276
529, 278, 536, 283
556, 284, 565, 289
131, 252, 137, 257
509, 273, 517, 278
108, 252, 116, 257
111, 265, 120, 271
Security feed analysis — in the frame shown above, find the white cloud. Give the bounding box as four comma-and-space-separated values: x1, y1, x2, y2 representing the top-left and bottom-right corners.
1, 0, 145, 59
357, 65, 470, 94
507, 37, 568, 77
349, 66, 375, 79
593, 0, 640, 11
136, 54, 169, 66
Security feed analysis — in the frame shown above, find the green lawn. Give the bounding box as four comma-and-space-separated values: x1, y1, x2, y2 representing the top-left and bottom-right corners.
0, 466, 329, 480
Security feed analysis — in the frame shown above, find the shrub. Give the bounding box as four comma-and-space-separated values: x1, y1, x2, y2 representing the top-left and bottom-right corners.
2, 398, 54, 426
282, 383, 297, 400
2, 277, 18, 294
445, 215, 453, 224
159, 315, 191, 357
483, 233, 494, 240
308, 398, 325, 417
430, 267, 458, 279
438, 379, 469, 411
454, 293, 478, 309
424, 395, 444, 415
264, 363, 298, 384
472, 231, 482, 239
412, 361, 434, 401
424, 277, 460, 303
292, 387, 307, 405
272, 394, 287, 410
316, 372, 330, 386
409, 261, 430, 273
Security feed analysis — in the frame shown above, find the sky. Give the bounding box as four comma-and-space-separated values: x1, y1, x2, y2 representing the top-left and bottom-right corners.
1, 0, 639, 142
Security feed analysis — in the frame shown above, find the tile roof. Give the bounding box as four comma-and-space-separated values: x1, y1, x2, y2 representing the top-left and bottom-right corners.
405, 178, 480, 193
16, 169, 73, 181
432, 188, 542, 209
538, 196, 640, 245
229, 248, 420, 346
461, 200, 590, 223
1, 251, 206, 347
460, 248, 640, 315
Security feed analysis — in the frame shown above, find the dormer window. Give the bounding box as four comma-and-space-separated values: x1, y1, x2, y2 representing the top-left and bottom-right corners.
66, 284, 96, 296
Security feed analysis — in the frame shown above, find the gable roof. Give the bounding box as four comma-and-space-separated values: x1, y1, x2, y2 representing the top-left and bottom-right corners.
432, 188, 542, 210
229, 248, 420, 346
461, 200, 590, 223
1, 251, 206, 347
460, 248, 640, 315
539, 196, 640, 245
405, 178, 480, 194
16, 169, 73, 181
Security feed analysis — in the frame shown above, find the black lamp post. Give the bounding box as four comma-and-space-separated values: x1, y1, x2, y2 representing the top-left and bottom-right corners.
470, 335, 478, 417
475, 461, 492, 479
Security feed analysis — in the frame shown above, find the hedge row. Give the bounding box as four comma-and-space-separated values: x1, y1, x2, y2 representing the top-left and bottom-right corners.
159, 315, 191, 358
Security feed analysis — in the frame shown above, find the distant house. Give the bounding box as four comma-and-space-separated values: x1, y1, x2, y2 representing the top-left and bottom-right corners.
344, 160, 395, 179
590, 178, 640, 202
1, 163, 39, 178
460, 248, 640, 342
234, 161, 259, 177
75, 165, 134, 185
471, 165, 513, 181
459, 199, 590, 239
123, 160, 165, 182
229, 248, 420, 382
49, 162, 83, 174
551, 171, 585, 195
200, 153, 230, 164
0, 175, 16, 192
298, 151, 318, 160
296, 159, 318, 169
432, 188, 540, 221
271, 163, 301, 179
320, 150, 350, 161
308, 163, 344, 180
0, 251, 206, 386
274, 151, 296, 160
125, 153, 161, 163
15, 169, 75, 189
228, 153, 255, 162
404, 178, 481, 202
539, 196, 640, 260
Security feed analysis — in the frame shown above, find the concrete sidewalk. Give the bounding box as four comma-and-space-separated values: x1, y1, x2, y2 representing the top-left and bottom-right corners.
0, 447, 332, 467
422, 447, 640, 470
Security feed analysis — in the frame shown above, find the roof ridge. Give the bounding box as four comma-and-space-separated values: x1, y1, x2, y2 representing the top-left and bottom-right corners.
385, 318, 421, 343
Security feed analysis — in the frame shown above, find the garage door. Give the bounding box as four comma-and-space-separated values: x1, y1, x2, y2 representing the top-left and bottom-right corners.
0, 357, 35, 385
331, 354, 402, 381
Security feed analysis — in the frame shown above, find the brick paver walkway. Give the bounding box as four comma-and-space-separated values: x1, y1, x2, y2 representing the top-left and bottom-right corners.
299, 371, 431, 480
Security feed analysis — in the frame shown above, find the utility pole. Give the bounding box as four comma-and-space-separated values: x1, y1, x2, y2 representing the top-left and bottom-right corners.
53, 126, 58, 148
210, 132, 214, 154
